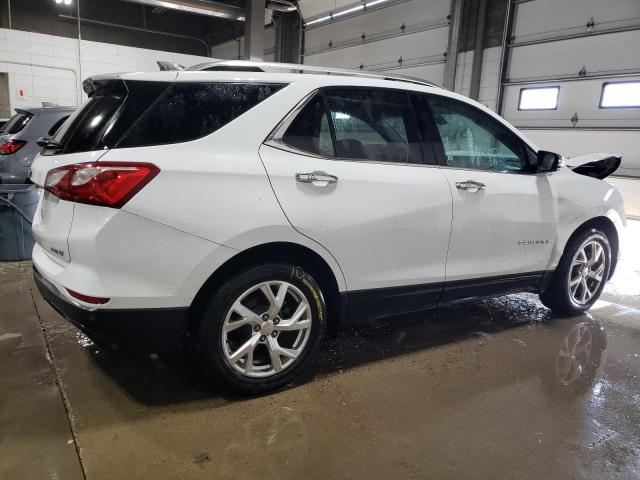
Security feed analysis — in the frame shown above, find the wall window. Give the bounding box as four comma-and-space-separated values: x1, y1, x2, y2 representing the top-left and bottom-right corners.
600, 81, 640, 108
323, 89, 422, 164
518, 86, 559, 110
427, 96, 530, 173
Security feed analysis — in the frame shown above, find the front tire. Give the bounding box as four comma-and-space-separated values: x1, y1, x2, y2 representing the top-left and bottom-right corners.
197, 263, 327, 394
540, 229, 611, 315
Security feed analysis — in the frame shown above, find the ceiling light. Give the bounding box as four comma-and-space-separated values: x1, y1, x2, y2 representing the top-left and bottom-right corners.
333, 4, 364, 18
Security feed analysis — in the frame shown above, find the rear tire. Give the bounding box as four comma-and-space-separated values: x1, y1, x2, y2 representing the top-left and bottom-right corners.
197, 263, 327, 394
540, 228, 611, 315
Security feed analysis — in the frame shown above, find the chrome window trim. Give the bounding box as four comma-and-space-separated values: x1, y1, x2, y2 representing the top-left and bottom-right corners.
264, 88, 431, 168
264, 88, 552, 175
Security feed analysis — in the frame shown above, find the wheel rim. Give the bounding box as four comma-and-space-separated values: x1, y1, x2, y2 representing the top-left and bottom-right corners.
555, 322, 593, 386
221, 280, 312, 378
568, 238, 606, 305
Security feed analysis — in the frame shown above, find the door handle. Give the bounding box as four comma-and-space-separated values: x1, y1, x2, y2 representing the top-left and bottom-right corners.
296, 171, 338, 187
455, 180, 485, 193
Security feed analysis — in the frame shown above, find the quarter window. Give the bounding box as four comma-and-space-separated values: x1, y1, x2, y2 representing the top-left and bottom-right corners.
119, 83, 285, 148
427, 96, 531, 173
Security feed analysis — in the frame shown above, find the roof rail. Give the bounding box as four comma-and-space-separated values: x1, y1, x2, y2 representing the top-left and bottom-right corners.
186, 59, 442, 89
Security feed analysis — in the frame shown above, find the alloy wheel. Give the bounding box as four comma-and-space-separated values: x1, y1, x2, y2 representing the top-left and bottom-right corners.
221, 280, 312, 378
568, 238, 606, 305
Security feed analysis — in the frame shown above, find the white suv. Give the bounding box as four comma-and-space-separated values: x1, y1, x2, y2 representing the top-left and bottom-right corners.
30, 61, 625, 393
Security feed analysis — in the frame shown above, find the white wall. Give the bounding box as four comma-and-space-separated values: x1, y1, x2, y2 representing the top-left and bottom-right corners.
210, 27, 276, 61
299, 0, 450, 85
453, 46, 501, 111
0, 28, 211, 111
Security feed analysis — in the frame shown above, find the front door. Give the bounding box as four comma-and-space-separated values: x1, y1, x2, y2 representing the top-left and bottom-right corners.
419, 94, 559, 300
260, 88, 452, 319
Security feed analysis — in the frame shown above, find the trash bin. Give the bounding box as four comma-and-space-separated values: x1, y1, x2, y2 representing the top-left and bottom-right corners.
0, 184, 41, 261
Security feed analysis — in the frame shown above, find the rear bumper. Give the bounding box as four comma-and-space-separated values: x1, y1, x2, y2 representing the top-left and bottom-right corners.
34, 266, 189, 353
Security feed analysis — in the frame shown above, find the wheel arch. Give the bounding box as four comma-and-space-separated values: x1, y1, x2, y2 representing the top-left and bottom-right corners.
560, 216, 619, 279
188, 242, 344, 338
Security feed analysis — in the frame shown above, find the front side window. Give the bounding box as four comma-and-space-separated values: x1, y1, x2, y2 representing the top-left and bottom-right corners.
323, 89, 422, 164
427, 96, 530, 173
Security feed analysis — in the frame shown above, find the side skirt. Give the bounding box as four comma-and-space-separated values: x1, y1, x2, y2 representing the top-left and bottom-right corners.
341, 271, 550, 325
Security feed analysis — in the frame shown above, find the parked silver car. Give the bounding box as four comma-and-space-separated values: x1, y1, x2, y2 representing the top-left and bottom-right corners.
0, 103, 74, 183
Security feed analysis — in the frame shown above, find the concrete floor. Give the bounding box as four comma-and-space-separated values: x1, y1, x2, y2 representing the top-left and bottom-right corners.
2, 222, 639, 480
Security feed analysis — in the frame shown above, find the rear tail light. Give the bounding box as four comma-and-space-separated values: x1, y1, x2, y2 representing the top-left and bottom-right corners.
0, 139, 26, 154
44, 162, 159, 208
66, 289, 110, 305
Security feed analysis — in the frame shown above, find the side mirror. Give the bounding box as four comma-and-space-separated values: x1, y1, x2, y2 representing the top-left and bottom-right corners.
537, 150, 562, 173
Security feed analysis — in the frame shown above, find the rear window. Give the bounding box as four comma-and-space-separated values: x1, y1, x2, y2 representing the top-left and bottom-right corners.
46, 81, 284, 155
117, 82, 285, 148
1, 111, 33, 135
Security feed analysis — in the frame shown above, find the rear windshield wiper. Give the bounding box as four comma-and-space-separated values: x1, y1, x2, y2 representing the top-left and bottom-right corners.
36, 137, 63, 150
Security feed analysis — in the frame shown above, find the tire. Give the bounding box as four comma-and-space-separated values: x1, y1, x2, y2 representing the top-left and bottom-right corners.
197, 263, 327, 394
540, 228, 611, 315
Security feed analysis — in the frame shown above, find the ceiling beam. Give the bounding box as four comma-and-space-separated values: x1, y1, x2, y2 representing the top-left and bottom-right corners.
122, 0, 245, 21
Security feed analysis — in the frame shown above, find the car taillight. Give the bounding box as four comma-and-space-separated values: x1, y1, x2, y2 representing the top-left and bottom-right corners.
0, 139, 26, 154
44, 162, 159, 208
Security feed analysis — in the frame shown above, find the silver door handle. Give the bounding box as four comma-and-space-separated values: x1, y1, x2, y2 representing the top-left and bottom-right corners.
455, 180, 485, 193
296, 171, 338, 187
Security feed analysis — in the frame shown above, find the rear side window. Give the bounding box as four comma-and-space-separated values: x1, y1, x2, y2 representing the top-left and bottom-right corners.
281, 89, 422, 164
46, 81, 284, 155
1, 111, 33, 134
323, 89, 422, 164
117, 83, 285, 148
281, 95, 334, 157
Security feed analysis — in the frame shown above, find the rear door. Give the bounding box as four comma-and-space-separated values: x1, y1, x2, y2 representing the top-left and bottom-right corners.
417, 93, 559, 300
260, 87, 453, 318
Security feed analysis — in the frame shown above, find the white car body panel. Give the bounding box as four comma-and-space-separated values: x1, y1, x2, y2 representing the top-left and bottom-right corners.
440, 168, 558, 281
260, 145, 453, 291
28, 68, 625, 319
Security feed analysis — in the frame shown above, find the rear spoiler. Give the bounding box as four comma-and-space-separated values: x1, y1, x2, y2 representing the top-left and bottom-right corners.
157, 61, 185, 71
566, 153, 621, 180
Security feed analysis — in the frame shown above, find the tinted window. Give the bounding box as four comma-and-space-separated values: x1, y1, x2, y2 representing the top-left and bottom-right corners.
323, 89, 422, 164
427, 96, 530, 172
53, 95, 123, 154
118, 83, 284, 148
1, 111, 33, 134
47, 115, 70, 137
282, 95, 334, 157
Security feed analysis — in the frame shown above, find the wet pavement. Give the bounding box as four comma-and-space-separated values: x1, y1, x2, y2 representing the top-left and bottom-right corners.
1, 221, 639, 479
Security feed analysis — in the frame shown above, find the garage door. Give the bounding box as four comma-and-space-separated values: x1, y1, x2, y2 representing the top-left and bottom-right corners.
498, 0, 640, 177
299, 0, 453, 86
